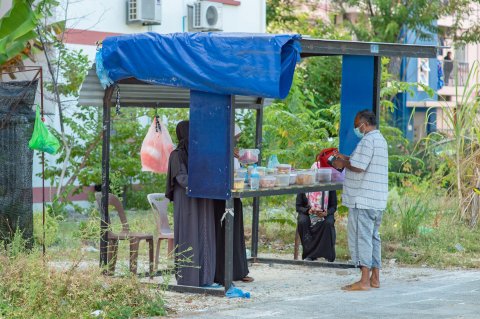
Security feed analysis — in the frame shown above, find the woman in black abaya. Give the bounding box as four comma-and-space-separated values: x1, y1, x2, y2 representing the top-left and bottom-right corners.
166, 120, 216, 287
296, 188, 337, 262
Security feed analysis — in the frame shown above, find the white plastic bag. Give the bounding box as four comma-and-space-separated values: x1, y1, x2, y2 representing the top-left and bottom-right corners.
140, 117, 174, 173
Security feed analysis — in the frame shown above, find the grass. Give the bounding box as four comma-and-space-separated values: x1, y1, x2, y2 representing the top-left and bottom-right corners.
0, 233, 166, 319
35, 188, 480, 281
244, 188, 480, 269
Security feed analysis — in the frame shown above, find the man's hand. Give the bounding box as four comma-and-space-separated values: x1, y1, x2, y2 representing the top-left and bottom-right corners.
336, 153, 349, 161
233, 147, 240, 159
332, 158, 346, 170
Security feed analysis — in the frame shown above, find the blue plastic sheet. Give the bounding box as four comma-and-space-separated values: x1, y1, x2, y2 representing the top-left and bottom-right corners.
97, 32, 301, 99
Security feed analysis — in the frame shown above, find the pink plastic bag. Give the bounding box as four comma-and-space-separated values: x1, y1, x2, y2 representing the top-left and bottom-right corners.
140, 117, 174, 173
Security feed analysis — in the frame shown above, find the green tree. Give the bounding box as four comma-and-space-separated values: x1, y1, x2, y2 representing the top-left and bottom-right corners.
332, 0, 480, 44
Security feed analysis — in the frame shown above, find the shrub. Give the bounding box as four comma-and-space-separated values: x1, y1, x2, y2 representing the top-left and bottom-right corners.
398, 199, 430, 239
0, 233, 166, 319
33, 211, 62, 247
74, 208, 101, 243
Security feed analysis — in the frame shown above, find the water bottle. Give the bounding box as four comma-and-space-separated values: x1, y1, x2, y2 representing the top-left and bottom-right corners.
250, 165, 260, 190
267, 154, 280, 168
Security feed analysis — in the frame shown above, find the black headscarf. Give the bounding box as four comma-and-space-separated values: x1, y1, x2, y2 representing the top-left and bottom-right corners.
166, 120, 189, 201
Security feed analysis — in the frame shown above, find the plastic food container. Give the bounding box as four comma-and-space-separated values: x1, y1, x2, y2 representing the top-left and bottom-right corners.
239, 149, 260, 164
289, 173, 297, 185
235, 168, 248, 181
233, 178, 245, 190
316, 168, 332, 182
248, 166, 266, 177
259, 176, 276, 188
296, 170, 316, 185
266, 167, 278, 175
332, 169, 345, 182
276, 164, 292, 175
275, 174, 290, 187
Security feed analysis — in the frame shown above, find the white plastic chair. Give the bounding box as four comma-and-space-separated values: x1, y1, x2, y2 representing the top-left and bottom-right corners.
147, 193, 174, 270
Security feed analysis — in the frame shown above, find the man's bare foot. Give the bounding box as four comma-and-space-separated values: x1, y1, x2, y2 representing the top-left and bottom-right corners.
341, 281, 370, 291
370, 268, 380, 288
370, 278, 380, 288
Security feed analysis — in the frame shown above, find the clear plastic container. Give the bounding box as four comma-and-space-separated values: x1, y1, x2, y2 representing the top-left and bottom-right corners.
276, 164, 292, 175
289, 173, 297, 185
332, 168, 345, 182
235, 168, 248, 181
275, 174, 290, 187
259, 176, 276, 188
296, 170, 316, 185
239, 149, 260, 164
266, 167, 278, 175
316, 168, 332, 182
233, 177, 245, 190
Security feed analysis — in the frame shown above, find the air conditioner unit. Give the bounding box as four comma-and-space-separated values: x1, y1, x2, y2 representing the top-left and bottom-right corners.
127, 0, 162, 25
192, 1, 223, 31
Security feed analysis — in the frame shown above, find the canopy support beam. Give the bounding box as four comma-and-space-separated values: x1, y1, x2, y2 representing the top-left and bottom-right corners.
100, 86, 114, 270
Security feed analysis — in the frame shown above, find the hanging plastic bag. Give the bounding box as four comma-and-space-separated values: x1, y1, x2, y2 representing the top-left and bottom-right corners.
28, 106, 61, 155
140, 116, 174, 173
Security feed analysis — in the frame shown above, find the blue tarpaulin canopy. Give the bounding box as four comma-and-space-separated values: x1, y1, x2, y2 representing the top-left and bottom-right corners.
96, 32, 301, 99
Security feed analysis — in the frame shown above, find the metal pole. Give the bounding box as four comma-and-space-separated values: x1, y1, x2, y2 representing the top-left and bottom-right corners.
251, 103, 263, 259
100, 86, 114, 270
39, 67, 45, 256
224, 198, 234, 292
224, 95, 236, 292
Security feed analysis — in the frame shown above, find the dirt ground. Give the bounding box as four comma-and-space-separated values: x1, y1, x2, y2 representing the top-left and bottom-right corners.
50, 255, 480, 318
154, 257, 480, 318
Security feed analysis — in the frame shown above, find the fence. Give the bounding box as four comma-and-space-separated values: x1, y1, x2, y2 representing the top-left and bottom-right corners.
443, 61, 469, 86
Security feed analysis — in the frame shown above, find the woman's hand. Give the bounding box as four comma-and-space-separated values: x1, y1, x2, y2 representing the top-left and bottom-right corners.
234, 147, 240, 159
315, 210, 327, 218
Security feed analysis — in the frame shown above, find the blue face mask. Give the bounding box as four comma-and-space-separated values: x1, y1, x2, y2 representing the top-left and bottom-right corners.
354, 123, 365, 138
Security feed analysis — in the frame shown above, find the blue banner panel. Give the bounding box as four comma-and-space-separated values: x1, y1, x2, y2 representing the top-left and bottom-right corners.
188, 90, 233, 200
339, 55, 375, 156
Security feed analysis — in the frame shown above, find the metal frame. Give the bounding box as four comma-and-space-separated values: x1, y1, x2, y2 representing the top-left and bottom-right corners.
233, 182, 343, 198
249, 257, 355, 269
300, 38, 438, 58
92, 37, 438, 295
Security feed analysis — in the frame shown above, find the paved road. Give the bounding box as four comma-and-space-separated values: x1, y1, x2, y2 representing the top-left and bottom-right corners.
170, 263, 480, 319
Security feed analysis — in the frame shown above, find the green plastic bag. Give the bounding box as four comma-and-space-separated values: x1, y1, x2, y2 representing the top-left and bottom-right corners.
28, 106, 61, 155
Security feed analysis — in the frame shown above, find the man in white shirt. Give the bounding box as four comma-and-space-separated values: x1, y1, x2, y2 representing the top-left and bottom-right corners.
332, 110, 388, 291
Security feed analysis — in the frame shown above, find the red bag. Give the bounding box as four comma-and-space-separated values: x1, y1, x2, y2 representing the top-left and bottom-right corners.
140, 117, 174, 173
315, 147, 338, 168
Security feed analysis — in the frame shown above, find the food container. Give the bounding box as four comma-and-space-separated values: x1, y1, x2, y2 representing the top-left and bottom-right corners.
233, 178, 245, 190
239, 149, 260, 164
259, 176, 276, 188
332, 169, 345, 182
296, 170, 316, 185
235, 168, 248, 181
275, 174, 290, 187
316, 168, 332, 182
289, 173, 297, 185
276, 164, 292, 175
248, 166, 266, 177
266, 167, 278, 175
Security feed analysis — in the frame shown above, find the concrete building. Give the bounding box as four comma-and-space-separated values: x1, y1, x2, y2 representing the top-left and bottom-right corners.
320, 2, 480, 141
1, 0, 266, 208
